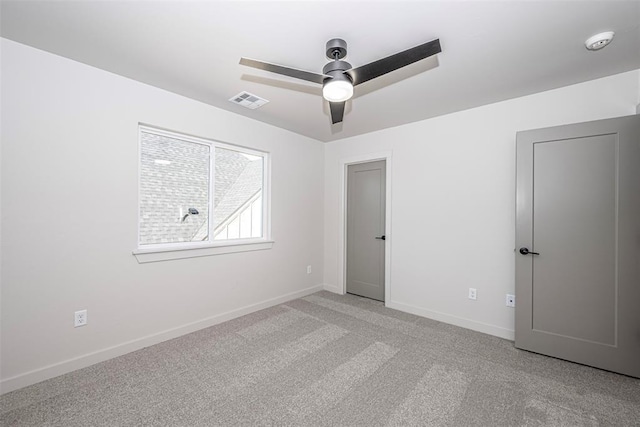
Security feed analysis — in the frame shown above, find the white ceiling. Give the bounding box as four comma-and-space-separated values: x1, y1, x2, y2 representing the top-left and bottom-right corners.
2, 1, 639, 142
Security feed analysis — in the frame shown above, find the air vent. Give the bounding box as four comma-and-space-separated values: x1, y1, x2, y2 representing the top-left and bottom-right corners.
229, 91, 269, 109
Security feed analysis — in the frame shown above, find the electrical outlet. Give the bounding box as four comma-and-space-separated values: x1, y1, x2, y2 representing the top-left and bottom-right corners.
74, 309, 88, 327
307, 265, 312, 274
468, 288, 477, 300
506, 294, 515, 307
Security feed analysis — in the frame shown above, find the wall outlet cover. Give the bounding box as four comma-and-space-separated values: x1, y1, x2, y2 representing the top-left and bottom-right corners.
74, 309, 88, 327
506, 294, 516, 307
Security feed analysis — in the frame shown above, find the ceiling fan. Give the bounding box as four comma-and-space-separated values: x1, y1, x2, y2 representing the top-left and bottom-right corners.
239, 38, 442, 124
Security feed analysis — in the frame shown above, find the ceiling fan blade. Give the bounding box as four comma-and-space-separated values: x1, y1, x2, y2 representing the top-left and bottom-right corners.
240, 57, 326, 85
346, 39, 441, 86
329, 101, 345, 124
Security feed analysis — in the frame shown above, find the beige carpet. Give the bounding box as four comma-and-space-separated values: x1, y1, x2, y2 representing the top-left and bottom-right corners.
2, 291, 639, 426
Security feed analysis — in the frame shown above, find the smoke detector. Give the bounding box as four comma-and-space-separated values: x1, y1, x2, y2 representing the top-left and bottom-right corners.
585, 32, 615, 51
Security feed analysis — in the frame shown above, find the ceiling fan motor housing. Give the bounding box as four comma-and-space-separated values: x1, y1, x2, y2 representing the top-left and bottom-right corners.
323, 60, 352, 75
322, 61, 353, 88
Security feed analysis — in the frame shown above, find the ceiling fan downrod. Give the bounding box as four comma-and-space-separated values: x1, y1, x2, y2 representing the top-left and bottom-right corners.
322, 39, 352, 78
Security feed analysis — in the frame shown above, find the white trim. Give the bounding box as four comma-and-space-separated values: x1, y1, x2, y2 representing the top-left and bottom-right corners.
133, 240, 274, 263
0, 284, 323, 395
137, 125, 143, 255
138, 124, 267, 157
337, 151, 393, 303
387, 300, 515, 341
262, 154, 272, 241
209, 137, 216, 243
322, 283, 341, 294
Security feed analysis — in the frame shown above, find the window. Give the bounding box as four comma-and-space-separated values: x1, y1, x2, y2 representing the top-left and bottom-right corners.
135, 126, 271, 261
213, 147, 263, 241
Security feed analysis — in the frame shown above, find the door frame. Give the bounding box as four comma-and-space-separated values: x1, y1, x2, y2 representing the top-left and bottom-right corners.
337, 151, 393, 304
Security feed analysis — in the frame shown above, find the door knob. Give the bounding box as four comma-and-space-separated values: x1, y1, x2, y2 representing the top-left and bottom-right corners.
375, 235, 386, 240
519, 247, 540, 255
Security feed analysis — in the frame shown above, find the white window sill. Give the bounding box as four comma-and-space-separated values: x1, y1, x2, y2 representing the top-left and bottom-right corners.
133, 240, 274, 263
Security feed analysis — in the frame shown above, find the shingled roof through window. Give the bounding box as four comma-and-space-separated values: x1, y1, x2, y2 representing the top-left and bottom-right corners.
139, 131, 263, 245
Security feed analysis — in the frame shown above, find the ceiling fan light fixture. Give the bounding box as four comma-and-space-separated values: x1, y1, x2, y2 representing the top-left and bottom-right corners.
323, 78, 353, 102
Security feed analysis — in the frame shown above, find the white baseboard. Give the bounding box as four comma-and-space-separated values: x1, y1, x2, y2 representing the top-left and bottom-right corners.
322, 283, 342, 294
1, 284, 324, 395
386, 300, 515, 341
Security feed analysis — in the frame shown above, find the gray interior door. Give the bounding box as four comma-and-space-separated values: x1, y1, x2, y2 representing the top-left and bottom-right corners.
346, 160, 386, 302
515, 114, 640, 378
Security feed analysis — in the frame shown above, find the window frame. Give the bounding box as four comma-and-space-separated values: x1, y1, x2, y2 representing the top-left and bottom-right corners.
133, 125, 272, 263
